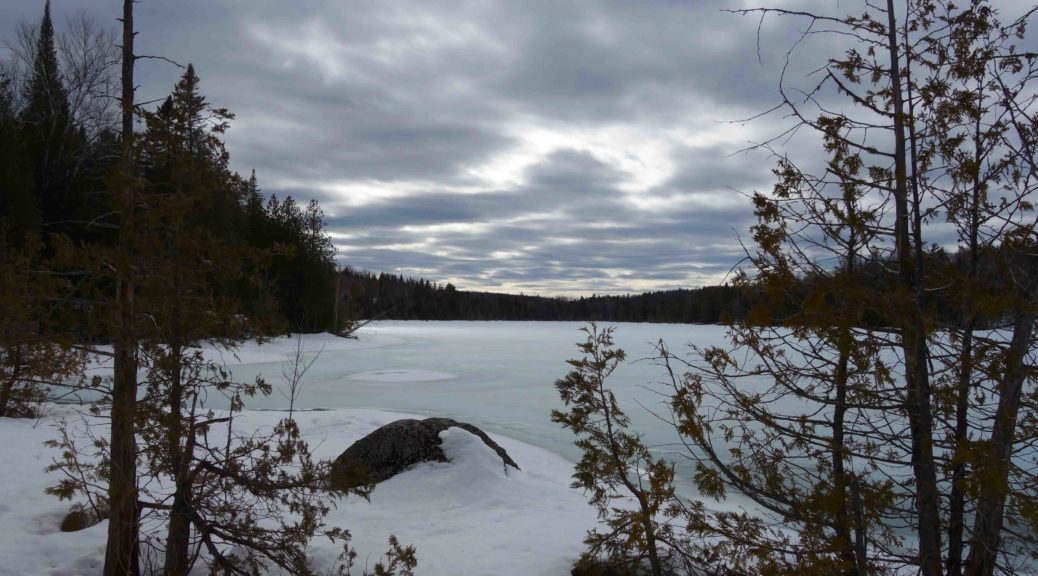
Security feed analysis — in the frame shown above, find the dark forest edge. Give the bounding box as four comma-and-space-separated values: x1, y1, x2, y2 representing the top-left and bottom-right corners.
2, 3, 419, 574
0, 13, 341, 337
340, 242, 1031, 328
338, 269, 745, 324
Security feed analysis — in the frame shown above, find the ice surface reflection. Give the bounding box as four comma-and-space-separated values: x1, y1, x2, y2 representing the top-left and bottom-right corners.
223, 321, 730, 470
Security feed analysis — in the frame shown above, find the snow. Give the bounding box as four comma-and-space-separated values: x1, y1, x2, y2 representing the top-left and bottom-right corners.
0, 410, 108, 576
345, 369, 458, 383
0, 406, 598, 576
202, 331, 405, 366
5, 321, 738, 574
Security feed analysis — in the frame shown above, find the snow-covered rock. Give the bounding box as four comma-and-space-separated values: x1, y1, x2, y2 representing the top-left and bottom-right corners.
330, 417, 519, 487
0, 408, 597, 576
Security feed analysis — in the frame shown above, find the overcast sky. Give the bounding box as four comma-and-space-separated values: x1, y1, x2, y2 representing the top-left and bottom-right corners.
3, 0, 1031, 296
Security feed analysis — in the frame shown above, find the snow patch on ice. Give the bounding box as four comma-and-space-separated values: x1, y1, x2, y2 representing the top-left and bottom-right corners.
345, 369, 458, 383
206, 332, 404, 366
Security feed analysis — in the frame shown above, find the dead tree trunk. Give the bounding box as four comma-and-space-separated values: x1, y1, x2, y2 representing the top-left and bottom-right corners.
103, 0, 139, 574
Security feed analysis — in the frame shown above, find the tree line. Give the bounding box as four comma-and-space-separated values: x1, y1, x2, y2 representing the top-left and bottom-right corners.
341, 248, 1028, 327
339, 268, 747, 323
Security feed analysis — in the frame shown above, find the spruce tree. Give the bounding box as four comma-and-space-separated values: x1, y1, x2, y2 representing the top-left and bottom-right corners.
20, 0, 79, 241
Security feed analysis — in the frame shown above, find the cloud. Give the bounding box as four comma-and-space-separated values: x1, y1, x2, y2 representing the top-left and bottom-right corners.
4, 0, 866, 295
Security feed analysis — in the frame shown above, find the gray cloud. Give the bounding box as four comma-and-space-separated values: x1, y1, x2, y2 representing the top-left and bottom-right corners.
320, 144, 754, 294
5, 0, 941, 295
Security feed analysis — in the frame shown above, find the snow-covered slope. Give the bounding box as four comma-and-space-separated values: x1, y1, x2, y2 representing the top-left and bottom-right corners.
0, 407, 598, 576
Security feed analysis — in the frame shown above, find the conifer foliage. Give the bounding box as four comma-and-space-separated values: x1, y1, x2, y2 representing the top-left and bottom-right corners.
20, 0, 78, 241
553, 325, 693, 575
556, 1, 1038, 574
0, 2, 408, 575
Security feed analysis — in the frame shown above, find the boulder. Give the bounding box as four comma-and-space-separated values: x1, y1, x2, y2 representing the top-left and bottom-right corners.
329, 417, 519, 488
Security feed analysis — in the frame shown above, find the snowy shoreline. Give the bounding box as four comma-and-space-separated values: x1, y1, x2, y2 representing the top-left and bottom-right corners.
0, 406, 598, 576
1, 324, 725, 575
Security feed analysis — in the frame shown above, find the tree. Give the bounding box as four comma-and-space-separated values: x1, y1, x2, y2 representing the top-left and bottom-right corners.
251, 192, 339, 333
0, 2, 114, 429
658, 1, 1038, 574
555, 1, 1038, 574
131, 62, 258, 574
134, 352, 361, 575
0, 234, 85, 418
45, 50, 382, 575
128, 63, 354, 575
2, 3, 377, 573
103, 0, 140, 571
553, 324, 693, 575
0, 67, 40, 244
1, 3, 119, 250
19, 0, 82, 243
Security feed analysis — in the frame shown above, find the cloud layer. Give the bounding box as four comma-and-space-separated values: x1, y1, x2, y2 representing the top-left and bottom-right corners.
14, 0, 1025, 294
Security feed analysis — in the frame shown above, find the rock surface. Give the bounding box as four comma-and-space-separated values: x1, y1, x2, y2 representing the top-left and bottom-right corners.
329, 417, 519, 488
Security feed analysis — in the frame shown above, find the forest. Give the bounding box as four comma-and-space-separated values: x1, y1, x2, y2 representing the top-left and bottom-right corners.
340, 246, 1033, 327
0, 7, 341, 338
338, 268, 745, 323
0, 3, 412, 574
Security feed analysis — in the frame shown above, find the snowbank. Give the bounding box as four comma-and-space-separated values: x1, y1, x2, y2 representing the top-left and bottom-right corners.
0, 407, 597, 576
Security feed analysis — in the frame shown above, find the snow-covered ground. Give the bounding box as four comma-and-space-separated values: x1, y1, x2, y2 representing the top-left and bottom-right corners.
2, 321, 732, 575
0, 406, 598, 576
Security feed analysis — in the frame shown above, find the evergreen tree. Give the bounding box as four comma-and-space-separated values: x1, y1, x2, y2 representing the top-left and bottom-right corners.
250, 192, 339, 332
47, 61, 365, 575
20, 0, 80, 242
553, 325, 684, 575
554, 2, 1038, 574
0, 70, 39, 244
0, 234, 85, 418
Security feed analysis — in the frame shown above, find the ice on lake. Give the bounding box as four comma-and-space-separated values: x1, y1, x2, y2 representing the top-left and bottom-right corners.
345, 369, 459, 383
209, 320, 731, 465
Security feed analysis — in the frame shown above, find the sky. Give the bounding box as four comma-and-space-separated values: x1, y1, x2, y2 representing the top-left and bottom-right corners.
2, 0, 1032, 296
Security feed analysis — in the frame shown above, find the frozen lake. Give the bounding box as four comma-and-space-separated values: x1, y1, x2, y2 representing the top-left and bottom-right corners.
220, 321, 730, 467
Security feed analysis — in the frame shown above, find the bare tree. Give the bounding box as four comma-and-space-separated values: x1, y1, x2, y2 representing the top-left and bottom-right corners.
282, 335, 323, 420
104, 0, 140, 572
3, 10, 119, 146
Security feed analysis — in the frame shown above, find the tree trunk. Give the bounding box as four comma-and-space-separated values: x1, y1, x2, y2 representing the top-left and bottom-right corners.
164, 479, 192, 576
964, 294, 1036, 576
948, 318, 975, 576
832, 325, 857, 574
164, 280, 191, 575
884, 2, 942, 573
106, 344, 139, 576
103, 1, 139, 574
948, 82, 986, 576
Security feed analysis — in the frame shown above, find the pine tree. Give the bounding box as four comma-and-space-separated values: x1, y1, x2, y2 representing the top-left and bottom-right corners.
54, 60, 359, 575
